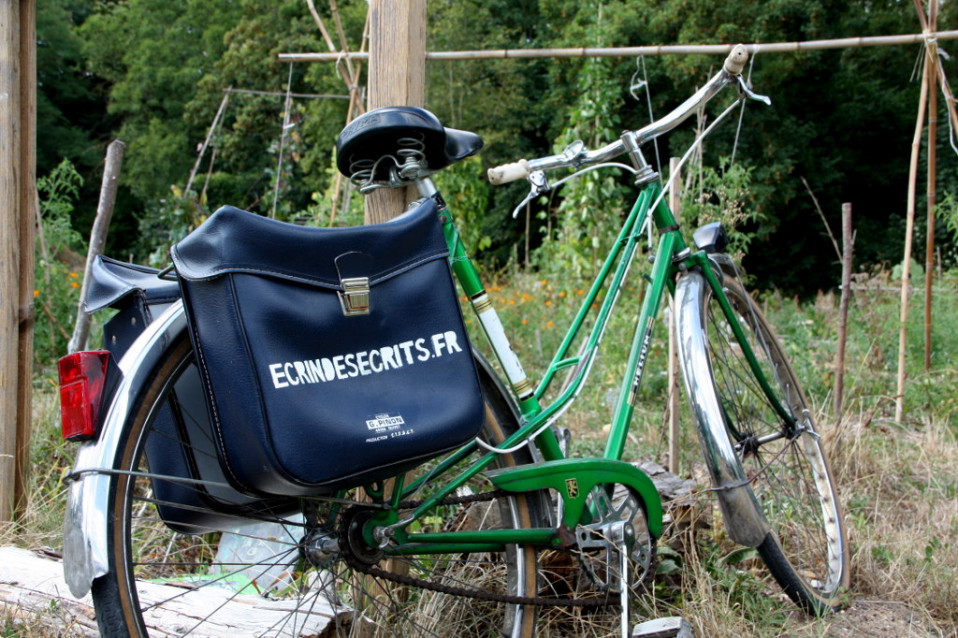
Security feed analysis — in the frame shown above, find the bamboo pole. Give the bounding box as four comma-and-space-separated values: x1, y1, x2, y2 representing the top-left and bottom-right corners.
184, 91, 230, 198
69, 140, 126, 354
923, 0, 938, 372
279, 29, 958, 63
304, 0, 363, 114
895, 57, 930, 423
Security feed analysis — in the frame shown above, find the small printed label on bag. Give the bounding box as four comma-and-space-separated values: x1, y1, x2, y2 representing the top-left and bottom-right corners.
364, 413, 414, 444
266, 330, 464, 390
366, 414, 405, 430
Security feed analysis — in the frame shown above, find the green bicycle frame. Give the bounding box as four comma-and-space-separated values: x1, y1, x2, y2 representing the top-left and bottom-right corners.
373, 174, 796, 556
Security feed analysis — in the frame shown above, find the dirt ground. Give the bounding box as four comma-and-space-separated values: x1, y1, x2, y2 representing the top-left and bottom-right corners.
787, 599, 953, 638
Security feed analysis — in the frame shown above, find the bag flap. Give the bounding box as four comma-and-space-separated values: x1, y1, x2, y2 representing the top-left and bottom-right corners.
171, 197, 446, 287
84, 255, 181, 313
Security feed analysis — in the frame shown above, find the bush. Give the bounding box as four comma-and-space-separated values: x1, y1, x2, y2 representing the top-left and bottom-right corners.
33, 159, 86, 369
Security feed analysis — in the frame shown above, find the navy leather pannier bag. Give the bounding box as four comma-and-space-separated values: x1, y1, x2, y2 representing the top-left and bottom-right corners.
171, 197, 485, 496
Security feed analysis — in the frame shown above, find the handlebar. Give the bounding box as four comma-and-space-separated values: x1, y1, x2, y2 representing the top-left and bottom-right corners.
488, 44, 760, 185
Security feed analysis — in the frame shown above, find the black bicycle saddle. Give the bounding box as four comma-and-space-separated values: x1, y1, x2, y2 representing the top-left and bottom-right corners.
336, 106, 483, 181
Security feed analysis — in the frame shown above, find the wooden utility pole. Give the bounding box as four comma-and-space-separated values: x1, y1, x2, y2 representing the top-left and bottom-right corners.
364, 0, 426, 225
1, 0, 37, 522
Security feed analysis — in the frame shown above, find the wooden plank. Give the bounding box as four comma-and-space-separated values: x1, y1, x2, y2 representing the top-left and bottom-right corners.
0, 547, 351, 636
132, 577, 348, 637
633, 616, 695, 637
364, 0, 426, 224
0, 548, 98, 636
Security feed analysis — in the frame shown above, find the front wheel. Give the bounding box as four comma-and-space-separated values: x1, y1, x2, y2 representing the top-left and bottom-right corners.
675, 270, 849, 615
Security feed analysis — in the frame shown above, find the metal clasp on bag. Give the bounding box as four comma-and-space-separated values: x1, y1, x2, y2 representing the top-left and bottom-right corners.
338, 277, 371, 316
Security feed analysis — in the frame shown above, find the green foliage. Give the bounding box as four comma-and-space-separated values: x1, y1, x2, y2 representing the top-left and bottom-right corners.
78, 0, 245, 205
681, 157, 759, 260
434, 156, 494, 252
534, 56, 631, 277
296, 149, 365, 229
34, 160, 86, 366
43, 0, 958, 297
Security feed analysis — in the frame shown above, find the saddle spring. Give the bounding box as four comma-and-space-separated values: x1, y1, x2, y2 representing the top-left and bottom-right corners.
348, 135, 427, 190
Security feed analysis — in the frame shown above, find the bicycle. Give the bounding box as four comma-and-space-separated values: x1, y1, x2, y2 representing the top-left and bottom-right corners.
59, 44, 848, 637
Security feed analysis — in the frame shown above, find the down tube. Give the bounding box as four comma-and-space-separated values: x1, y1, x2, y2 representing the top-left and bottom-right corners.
604, 231, 681, 461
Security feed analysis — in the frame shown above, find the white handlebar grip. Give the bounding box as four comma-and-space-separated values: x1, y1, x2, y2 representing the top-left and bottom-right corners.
724, 44, 749, 75
488, 159, 531, 185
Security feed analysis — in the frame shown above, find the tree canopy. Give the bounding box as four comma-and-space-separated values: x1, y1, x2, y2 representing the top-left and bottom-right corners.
38, 0, 958, 294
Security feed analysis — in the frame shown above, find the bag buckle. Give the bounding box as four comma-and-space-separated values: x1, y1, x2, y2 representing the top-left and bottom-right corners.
338, 277, 371, 316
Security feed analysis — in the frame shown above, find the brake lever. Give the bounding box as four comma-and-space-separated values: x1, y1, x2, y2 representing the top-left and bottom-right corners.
734, 74, 771, 106
511, 170, 550, 219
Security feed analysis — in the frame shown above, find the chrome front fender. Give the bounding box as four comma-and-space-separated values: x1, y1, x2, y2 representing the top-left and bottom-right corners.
63, 301, 188, 598
674, 272, 769, 547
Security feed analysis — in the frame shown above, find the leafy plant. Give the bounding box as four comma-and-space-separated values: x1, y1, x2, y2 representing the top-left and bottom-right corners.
533, 56, 631, 278
34, 159, 85, 367
681, 156, 759, 261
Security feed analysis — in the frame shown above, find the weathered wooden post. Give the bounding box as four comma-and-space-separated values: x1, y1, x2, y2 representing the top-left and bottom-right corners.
1, 0, 37, 521
364, 0, 426, 225
835, 203, 853, 425
667, 158, 682, 474
357, 0, 427, 602
69, 140, 126, 354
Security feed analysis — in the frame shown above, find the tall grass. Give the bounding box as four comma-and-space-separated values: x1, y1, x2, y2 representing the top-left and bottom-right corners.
18, 267, 958, 636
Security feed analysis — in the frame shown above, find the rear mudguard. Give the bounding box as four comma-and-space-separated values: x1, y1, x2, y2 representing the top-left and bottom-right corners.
63, 301, 188, 598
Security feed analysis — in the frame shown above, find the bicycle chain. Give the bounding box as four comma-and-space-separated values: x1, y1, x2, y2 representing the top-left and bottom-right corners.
337, 491, 655, 608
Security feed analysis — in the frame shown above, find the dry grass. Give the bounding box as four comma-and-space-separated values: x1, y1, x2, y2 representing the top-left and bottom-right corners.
10, 275, 958, 636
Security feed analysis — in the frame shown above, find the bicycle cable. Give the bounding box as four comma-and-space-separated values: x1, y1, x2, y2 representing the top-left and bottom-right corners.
638, 97, 745, 242
730, 47, 758, 165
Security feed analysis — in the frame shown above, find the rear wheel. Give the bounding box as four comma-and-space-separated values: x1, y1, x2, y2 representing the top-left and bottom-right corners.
92, 335, 547, 637
677, 271, 849, 614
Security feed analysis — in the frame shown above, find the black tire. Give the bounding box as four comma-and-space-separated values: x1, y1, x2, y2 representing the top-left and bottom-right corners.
91, 334, 547, 637
682, 272, 849, 615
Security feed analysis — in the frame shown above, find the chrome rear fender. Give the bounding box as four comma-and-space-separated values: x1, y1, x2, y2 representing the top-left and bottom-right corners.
674, 272, 768, 547
63, 301, 188, 598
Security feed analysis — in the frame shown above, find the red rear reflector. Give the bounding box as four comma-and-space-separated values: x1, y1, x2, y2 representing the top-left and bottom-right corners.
58, 351, 111, 441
